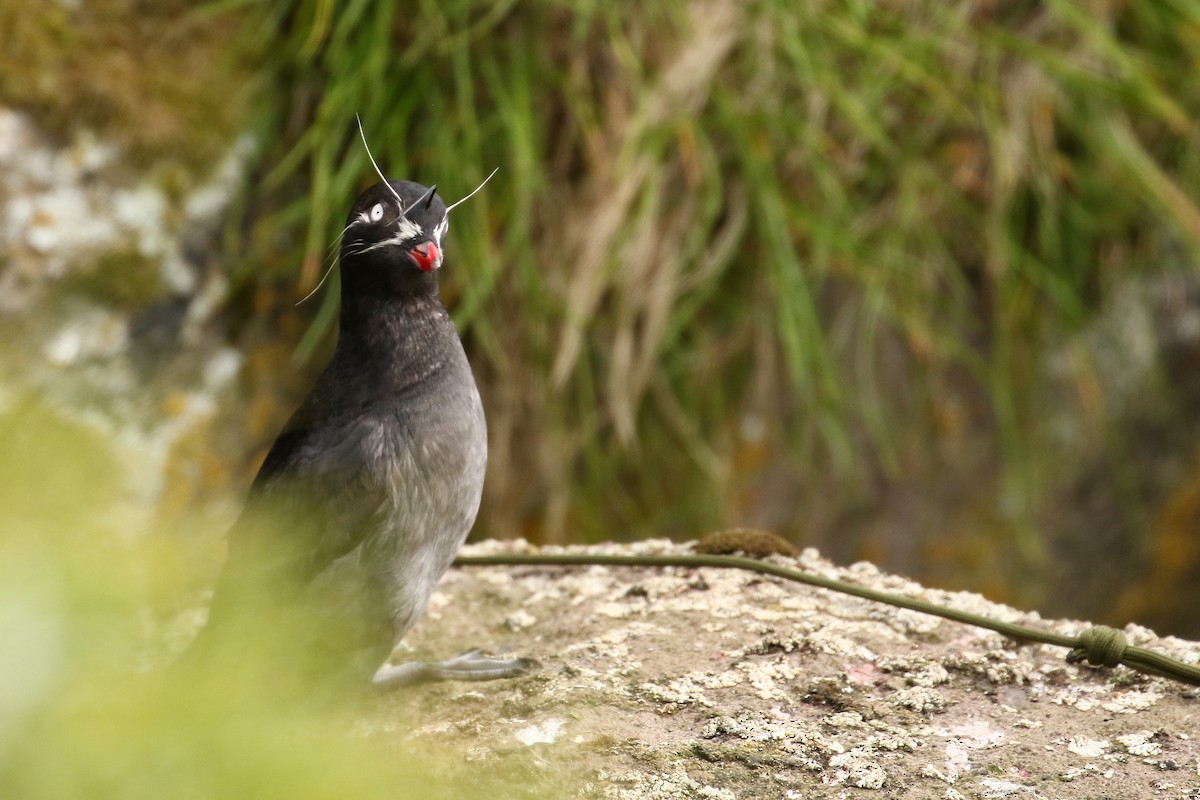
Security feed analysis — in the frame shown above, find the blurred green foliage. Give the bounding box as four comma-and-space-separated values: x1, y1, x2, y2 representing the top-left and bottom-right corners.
0, 400, 554, 799
229, 0, 1200, 546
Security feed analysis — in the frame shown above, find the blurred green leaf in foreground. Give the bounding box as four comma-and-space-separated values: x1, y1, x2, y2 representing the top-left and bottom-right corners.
0, 398, 543, 799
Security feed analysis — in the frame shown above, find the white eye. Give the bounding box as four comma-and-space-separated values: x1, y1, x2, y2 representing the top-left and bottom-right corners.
369, 203, 385, 222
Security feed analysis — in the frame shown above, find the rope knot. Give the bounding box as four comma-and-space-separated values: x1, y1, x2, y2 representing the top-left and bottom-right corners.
1068, 625, 1128, 668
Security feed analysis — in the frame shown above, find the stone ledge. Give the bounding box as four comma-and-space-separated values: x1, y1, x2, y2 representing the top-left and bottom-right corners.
371, 539, 1200, 799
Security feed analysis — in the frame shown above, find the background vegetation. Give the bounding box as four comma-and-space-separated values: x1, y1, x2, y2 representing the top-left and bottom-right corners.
2, 2, 1199, 795
1, 0, 1197, 633
229, 0, 1200, 632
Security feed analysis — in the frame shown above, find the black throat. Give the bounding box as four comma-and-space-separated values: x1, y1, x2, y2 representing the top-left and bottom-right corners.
334, 258, 458, 395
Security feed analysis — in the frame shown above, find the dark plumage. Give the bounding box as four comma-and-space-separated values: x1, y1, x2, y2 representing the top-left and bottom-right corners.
191, 180, 525, 689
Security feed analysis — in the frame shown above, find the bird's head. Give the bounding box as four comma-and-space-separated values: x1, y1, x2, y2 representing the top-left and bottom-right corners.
341, 180, 449, 273
322, 118, 498, 306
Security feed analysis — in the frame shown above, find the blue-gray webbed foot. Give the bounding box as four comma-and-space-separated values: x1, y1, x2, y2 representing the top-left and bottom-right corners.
371, 649, 539, 688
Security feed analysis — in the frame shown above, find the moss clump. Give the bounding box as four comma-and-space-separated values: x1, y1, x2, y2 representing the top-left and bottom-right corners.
694, 529, 799, 560
56, 246, 164, 311
0, 0, 253, 172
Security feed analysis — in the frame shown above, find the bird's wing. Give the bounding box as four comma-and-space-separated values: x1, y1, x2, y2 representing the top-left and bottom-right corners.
220, 388, 396, 595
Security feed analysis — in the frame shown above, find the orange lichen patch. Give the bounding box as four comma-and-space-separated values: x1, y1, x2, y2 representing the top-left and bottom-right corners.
1150, 464, 1200, 582
1113, 453, 1200, 628
153, 409, 239, 534
161, 390, 192, 419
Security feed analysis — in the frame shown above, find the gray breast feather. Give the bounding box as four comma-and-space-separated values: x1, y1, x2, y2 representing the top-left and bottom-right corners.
353, 382, 486, 633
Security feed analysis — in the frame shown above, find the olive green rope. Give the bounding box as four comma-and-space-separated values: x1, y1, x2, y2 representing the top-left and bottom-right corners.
453, 551, 1200, 687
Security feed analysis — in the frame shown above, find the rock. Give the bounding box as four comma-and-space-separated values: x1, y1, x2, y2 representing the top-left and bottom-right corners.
0, 107, 250, 538
371, 539, 1200, 799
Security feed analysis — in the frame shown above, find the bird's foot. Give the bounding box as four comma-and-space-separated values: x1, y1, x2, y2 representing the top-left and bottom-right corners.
371, 648, 538, 688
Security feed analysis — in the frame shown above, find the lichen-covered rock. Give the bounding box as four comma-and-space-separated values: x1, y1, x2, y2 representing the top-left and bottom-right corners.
367, 539, 1200, 799
0, 107, 249, 537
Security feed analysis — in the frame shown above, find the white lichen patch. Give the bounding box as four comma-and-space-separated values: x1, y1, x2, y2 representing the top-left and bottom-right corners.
829, 749, 888, 789
514, 718, 565, 746
893, 686, 948, 713
800, 628, 878, 660
42, 307, 129, 366
405, 720, 457, 739
977, 776, 1039, 797
1115, 731, 1162, 756
865, 731, 923, 752
596, 601, 640, 619
737, 657, 798, 701
562, 571, 623, 603
1066, 737, 1109, 758
887, 607, 944, 634
594, 622, 666, 646
943, 650, 1034, 685
550, 664, 627, 695
1101, 690, 1160, 714
942, 721, 1006, 750
598, 766, 735, 800
1058, 765, 1095, 781
504, 609, 537, 630
747, 607, 789, 622
1050, 685, 1105, 711
639, 669, 745, 707
920, 762, 953, 783
824, 711, 869, 729
1051, 682, 1162, 716
906, 662, 951, 688
702, 711, 841, 763
942, 742, 971, 780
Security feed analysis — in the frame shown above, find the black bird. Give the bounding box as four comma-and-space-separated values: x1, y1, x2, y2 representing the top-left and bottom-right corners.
192, 179, 531, 690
